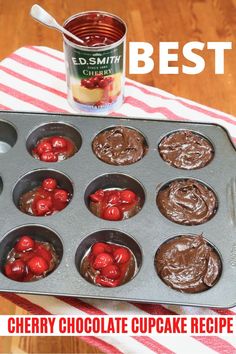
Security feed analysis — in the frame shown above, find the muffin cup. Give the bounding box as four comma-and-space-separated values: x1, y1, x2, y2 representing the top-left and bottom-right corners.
26, 122, 82, 161
84, 173, 145, 220
75, 229, 142, 287
0, 224, 63, 281
13, 169, 73, 216
0, 120, 17, 153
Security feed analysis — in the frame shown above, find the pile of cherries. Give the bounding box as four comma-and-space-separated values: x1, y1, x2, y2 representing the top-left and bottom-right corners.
26, 178, 70, 216
32, 136, 76, 162
4, 235, 57, 282
89, 188, 139, 221
81, 73, 113, 90
86, 242, 132, 287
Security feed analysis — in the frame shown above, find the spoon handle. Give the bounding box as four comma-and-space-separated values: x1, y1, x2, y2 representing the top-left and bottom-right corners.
30, 4, 84, 45
30, 4, 58, 28
60, 27, 84, 44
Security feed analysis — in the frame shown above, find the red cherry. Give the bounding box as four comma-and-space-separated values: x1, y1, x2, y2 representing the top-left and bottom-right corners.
90, 194, 101, 202
51, 137, 67, 149
84, 79, 94, 89
27, 256, 49, 275
103, 206, 122, 221
35, 244, 53, 264
107, 191, 121, 205
42, 178, 57, 191
95, 73, 103, 80
53, 189, 69, 203
40, 151, 58, 162
90, 189, 104, 202
23, 271, 34, 282
98, 79, 107, 88
36, 141, 52, 155
5, 260, 26, 280
105, 77, 112, 84
91, 242, 112, 256
95, 275, 119, 287
19, 250, 35, 263
103, 243, 113, 253
101, 264, 121, 280
35, 198, 53, 216
93, 252, 114, 270
107, 77, 113, 84
120, 190, 137, 203
15, 235, 35, 252
114, 247, 131, 264
91, 76, 99, 86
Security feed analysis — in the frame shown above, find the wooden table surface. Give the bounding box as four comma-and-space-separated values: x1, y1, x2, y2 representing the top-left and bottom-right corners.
0, 0, 235, 353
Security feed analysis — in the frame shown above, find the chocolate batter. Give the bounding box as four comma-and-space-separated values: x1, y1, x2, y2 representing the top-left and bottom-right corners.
19, 187, 41, 216
92, 126, 147, 165
155, 235, 221, 293
156, 179, 217, 225
159, 130, 214, 169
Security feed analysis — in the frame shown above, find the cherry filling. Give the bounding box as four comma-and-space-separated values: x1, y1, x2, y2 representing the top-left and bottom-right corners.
19, 178, 71, 216
80, 242, 136, 287
4, 235, 58, 282
81, 74, 113, 90
89, 188, 140, 221
80, 74, 116, 107
32, 136, 77, 162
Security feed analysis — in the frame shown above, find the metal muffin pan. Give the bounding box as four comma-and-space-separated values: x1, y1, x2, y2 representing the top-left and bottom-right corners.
0, 110, 235, 308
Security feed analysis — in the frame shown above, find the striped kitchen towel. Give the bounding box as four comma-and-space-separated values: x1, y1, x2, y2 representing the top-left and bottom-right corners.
0, 46, 236, 354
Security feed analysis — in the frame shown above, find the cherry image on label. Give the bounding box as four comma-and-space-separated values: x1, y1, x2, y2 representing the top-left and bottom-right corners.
4, 235, 58, 282
89, 188, 141, 221
19, 178, 71, 217
81, 74, 113, 89
80, 242, 136, 287
77, 73, 118, 107
32, 136, 77, 162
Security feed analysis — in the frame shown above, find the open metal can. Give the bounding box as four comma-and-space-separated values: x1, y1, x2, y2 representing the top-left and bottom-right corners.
63, 11, 127, 114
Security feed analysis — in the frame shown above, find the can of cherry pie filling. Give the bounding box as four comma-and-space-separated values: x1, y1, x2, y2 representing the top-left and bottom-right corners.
63, 11, 127, 114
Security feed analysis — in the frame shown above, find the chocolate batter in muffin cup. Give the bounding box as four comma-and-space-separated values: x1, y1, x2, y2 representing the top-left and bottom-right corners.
156, 179, 218, 225
155, 235, 222, 293
158, 130, 214, 170
92, 126, 148, 165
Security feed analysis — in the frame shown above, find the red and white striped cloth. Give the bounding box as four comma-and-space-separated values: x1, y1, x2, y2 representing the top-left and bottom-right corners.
0, 46, 236, 354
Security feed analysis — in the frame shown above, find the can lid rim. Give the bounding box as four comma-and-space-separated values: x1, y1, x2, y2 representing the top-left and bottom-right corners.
62, 10, 127, 51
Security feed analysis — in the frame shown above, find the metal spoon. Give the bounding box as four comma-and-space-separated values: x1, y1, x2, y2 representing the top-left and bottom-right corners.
30, 4, 85, 45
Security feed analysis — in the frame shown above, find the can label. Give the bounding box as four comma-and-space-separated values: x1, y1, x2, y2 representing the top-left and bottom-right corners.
64, 41, 125, 113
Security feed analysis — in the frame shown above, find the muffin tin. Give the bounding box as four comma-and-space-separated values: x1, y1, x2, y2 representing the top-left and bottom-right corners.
0, 110, 235, 308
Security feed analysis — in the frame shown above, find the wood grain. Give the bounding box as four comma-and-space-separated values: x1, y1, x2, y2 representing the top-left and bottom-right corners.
0, 0, 235, 353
